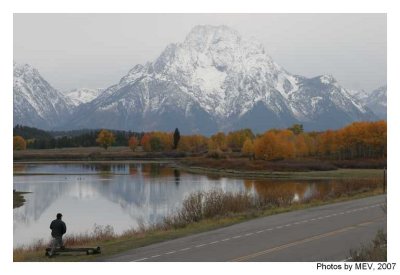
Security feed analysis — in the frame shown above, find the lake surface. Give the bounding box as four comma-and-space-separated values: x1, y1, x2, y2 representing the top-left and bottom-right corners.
13, 162, 380, 248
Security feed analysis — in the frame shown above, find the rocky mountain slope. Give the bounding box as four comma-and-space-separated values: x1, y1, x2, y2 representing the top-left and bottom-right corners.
350, 86, 387, 119
13, 63, 74, 130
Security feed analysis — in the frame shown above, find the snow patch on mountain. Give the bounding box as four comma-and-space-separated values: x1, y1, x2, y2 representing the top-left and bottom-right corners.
64, 88, 104, 106
351, 85, 387, 119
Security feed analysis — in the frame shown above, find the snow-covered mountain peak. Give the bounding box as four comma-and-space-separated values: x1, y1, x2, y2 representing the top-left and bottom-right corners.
14, 62, 41, 80
352, 85, 386, 119
13, 62, 74, 129
319, 74, 337, 85
64, 88, 104, 106
183, 25, 242, 50
139, 25, 290, 118
373, 85, 387, 95
180, 25, 267, 68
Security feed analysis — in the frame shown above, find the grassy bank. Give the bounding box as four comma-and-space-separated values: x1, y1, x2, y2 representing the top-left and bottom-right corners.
13, 191, 30, 209
175, 165, 384, 180
13, 147, 187, 162
14, 188, 384, 262
177, 157, 385, 171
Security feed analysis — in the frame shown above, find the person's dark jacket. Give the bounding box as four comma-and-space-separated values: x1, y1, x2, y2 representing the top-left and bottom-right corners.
50, 219, 67, 238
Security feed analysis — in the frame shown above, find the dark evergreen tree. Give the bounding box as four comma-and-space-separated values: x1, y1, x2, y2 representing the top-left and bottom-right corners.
288, 124, 304, 135
173, 128, 181, 149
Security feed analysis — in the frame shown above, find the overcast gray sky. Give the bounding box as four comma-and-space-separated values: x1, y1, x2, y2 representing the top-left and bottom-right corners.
13, 13, 386, 92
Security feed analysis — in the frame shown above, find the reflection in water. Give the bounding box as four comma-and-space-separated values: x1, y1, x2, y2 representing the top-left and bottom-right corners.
174, 169, 180, 185
13, 164, 27, 173
13, 163, 380, 248
248, 180, 308, 205
245, 178, 380, 204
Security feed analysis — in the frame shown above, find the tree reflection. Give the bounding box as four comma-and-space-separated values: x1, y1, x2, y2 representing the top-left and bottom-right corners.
13, 164, 27, 173
174, 169, 180, 185
245, 178, 380, 205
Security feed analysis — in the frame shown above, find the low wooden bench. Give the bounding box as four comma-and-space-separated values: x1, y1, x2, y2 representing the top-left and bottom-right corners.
45, 246, 101, 256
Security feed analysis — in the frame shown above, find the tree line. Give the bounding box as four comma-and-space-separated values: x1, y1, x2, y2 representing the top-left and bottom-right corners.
13, 125, 142, 150
14, 121, 386, 160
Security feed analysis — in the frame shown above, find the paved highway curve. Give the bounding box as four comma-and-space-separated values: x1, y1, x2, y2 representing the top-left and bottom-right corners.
104, 195, 387, 262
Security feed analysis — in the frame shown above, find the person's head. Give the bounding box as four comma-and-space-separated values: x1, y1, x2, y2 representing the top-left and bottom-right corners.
56, 213, 63, 220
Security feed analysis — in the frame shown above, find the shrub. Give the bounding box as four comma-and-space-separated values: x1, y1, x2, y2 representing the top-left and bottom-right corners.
206, 148, 226, 159
13, 136, 27, 150
349, 230, 387, 261
164, 189, 272, 229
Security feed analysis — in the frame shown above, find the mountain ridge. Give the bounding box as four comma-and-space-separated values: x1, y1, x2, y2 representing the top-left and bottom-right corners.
14, 25, 382, 134
13, 62, 74, 130
64, 25, 376, 133
350, 85, 387, 119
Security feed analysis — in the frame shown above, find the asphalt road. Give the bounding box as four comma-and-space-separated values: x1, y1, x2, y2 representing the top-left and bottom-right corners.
104, 195, 387, 262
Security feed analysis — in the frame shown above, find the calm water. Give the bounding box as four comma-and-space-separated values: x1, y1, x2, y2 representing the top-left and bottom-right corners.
13, 162, 379, 247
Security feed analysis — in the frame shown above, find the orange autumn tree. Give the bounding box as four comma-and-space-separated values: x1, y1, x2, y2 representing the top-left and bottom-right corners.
226, 129, 254, 152
336, 121, 386, 159
128, 136, 138, 151
140, 134, 152, 152
254, 131, 281, 160
293, 133, 309, 157
253, 130, 298, 160
317, 130, 338, 158
139, 132, 174, 152
314, 121, 387, 159
365, 120, 386, 158
96, 129, 115, 150
13, 136, 27, 150
241, 138, 255, 159
178, 135, 208, 153
151, 131, 173, 151
208, 132, 227, 151
276, 130, 296, 158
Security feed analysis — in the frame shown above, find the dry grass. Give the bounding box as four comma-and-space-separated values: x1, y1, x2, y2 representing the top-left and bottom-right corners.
13, 191, 29, 209
163, 190, 256, 228
163, 180, 380, 229
180, 157, 338, 172
332, 159, 386, 169
349, 230, 387, 261
14, 146, 186, 161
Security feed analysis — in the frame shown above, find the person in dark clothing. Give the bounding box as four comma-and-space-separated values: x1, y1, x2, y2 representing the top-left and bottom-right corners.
48, 213, 67, 257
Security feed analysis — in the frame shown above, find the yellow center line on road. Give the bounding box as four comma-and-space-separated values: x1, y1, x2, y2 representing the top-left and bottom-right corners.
231, 217, 385, 262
